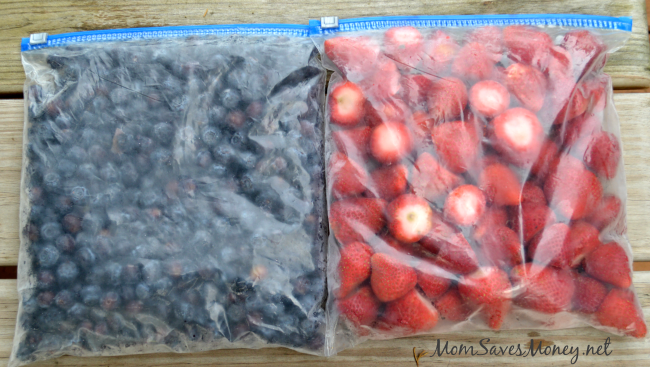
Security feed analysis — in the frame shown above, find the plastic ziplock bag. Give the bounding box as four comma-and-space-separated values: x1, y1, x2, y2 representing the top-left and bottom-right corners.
12, 24, 327, 366
310, 14, 646, 355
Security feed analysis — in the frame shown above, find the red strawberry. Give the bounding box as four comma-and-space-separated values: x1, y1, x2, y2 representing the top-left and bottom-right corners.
452, 42, 495, 82
582, 75, 608, 113
432, 121, 480, 174
369, 122, 412, 164
369, 234, 418, 258
407, 111, 435, 149
531, 140, 559, 179
421, 30, 459, 75
521, 181, 547, 205
527, 223, 571, 269
329, 81, 366, 127
444, 185, 486, 227
402, 74, 434, 110
596, 288, 647, 338
544, 154, 603, 220
586, 195, 622, 231
364, 99, 410, 128
510, 263, 575, 314
580, 131, 621, 179
338, 285, 381, 327
361, 58, 402, 100
433, 234, 480, 275
564, 221, 601, 268
469, 80, 510, 118
545, 45, 573, 79
382, 289, 439, 332
562, 113, 602, 149
387, 194, 433, 243
552, 80, 589, 125
427, 77, 468, 123
585, 242, 632, 289
465, 26, 504, 62
511, 203, 557, 242
370, 253, 417, 302
337, 241, 373, 298
330, 198, 386, 245
459, 267, 512, 330
383, 26, 423, 68
479, 225, 523, 269
561, 30, 606, 76
491, 108, 544, 167
419, 211, 459, 253
503, 25, 553, 66
572, 273, 608, 314
435, 289, 474, 321
329, 152, 368, 199
332, 125, 371, 161
479, 163, 522, 206
410, 152, 462, 201
417, 262, 452, 300
473, 207, 508, 241
324, 36, 380, 78
368, 164, 408, 201
505, 63, 548, 112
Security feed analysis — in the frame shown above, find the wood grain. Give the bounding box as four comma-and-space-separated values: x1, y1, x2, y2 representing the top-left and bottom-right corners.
0, 273, 648, 366
0, 0, 649, 94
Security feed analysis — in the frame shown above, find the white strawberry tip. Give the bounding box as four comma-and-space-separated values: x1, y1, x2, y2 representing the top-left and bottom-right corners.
457, 191, 481, 218
503, 114, 534, 148
392, 28, 422, 46
335, 88, 363, 116
398, 203, 433, 237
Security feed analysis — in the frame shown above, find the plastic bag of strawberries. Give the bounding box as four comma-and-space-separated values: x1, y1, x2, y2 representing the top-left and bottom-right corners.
310, 15, 646, 354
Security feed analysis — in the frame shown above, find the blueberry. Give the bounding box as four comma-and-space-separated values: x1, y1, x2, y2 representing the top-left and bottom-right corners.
212, 144, 235, 165
56, 260, 79, 284
174, 301, 195, 322
196, 150, 212, 168
221, 89, 241, 109
37, 291, 55, 308
209, 105, 227, 125
153, 122, 174, 145
77, 163, 98, 180
57, 159, 77, 178
101, 291, 120, 311
153, 277, 174, 295
53, 195, 73, 215
135, 283, 151, 300
115, 131, 136, 153
226, 110, 246, 130
62, 214, 82, 234
120, 285, 136, 302
104, 262, 123, 286
43, 171, 62, 192
38, 245, 60, 268
100, 163, 121, 183
142, 261, 162, 284
121, 162, 139, 186
151, 148, 172, 166
67, 303, 88, 320
201, 125, 221, 147
106, 312, 125, 332
54, 290, 75, 310
75, 247, 96, 269
209, 164, 228, 178
88, 145, 107, 166
37, 308, 65, 332
94, 321, 109, 335
136, 135, 155, 154
121, 264, 141, 284
238, 174, 255, 195
37, 270, 56, 289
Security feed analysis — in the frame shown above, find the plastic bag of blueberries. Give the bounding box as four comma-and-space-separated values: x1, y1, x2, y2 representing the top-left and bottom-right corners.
310, 15, 645, 355
11, 24, 326, 366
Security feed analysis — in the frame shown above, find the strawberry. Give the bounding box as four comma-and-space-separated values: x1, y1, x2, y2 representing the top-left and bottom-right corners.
473, 206, 508, 241
545, 45, 573, 79
469, 80, 510, 118
402, 74, 434, 110
491, 108, 544, 167
427, 77, 468, 123
561, 30, 606, 77
417, 262, 453, 300
370, 253, 417, 302
511, 203, 557, 242
330, 198, 386, 245
586, 195, 622, 231
329, 81, 366, 127
510, 263, 575, 314
527, 223, 571, 269
382, 289, 439, 332
410, 152, 462, 201
368, 164, 408, 201
407, 111, 435, 149
544, 154, 603, 220
564, 221, 601, 268
338, 241, 373, 298
580, 131, 621, 179
459, 267, 512, 330
582, 75, 608, 113
332, 126, 371, 161
433, 233, 480, 275
465, 26, 504, 62
419, 211, 459, 253
338, 285, 381, 328
420, 30, 459, 75
369, 234, 419, 258
386, 194, 433, 243
503, 25, 553, 66
329, 152, 368, 199
479, 163, 522, 206
324, 36, 380, 78
479, 225, 523, 269
432, 121, 480, 173
383, 26, 423, 68
369, 122, 413, 164
364, 99, 410, 128
521, 181, 547, 206
452, 42, 495, 82
562, 113, 602, 149
435, 289, 474, 321
444, 185, 486, 227
505, 63, 548, 112
596, 288, 647, 338
531, 140, 559, 179
585, 242, 632, 289
572, 273, 608, 314
551, 80, 589, 126
361, 58, 402, 100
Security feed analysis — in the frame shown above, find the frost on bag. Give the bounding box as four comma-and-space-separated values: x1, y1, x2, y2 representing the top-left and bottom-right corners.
311, 15, 645, 354
12, 25, 326, 366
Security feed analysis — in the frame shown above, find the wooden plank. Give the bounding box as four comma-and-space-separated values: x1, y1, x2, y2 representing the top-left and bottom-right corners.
0, 273, 649, 366
0, 94, 648, 266
0, 0, 649, 94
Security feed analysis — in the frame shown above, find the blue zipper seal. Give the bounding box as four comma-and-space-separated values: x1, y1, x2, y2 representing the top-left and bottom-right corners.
309, 14, 633, 36
21, 23, 310, 52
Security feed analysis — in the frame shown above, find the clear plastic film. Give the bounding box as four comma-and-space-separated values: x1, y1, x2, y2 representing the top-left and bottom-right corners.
12, 24, 327, 366
310, 15, 646, 356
